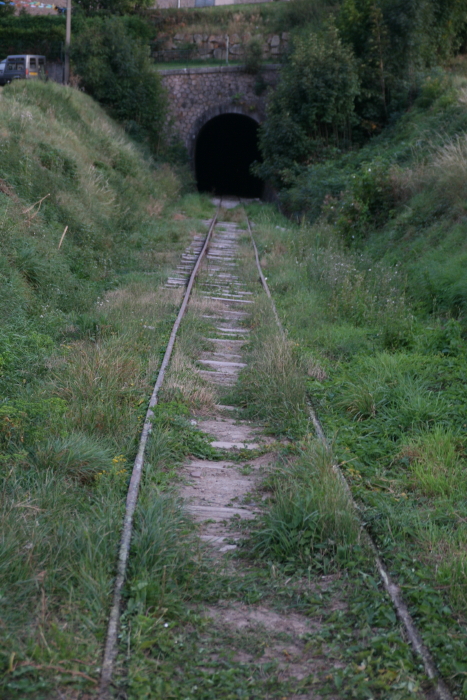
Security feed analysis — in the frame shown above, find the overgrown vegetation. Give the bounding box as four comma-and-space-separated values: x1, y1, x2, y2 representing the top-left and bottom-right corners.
256, 0, 467, 193
242, 186, 467, 696
250, 438, 361, 573
70, 15, 168, 153
0, 15, 65, 61
0, 79, 204, 697
115, 224, 429, 700
255, 25, 359, 188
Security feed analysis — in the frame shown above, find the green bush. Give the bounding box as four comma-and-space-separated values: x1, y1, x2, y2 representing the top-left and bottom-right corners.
0, 16, 65, 61
71, 16, 166, 151
244, 38, 263, 75
255, 25, 359, 188
333, 159, 396, 243
337, 0, 467, 125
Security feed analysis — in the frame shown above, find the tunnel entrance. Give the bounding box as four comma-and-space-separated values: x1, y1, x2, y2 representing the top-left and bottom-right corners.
195, 113, 264, 198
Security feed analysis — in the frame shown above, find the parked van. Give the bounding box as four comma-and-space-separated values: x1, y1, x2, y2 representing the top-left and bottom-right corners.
0, 55, 47, 85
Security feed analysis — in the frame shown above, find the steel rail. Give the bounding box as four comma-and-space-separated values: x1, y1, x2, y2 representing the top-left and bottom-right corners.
97, 209, 219, 700
243, 207, 454, 700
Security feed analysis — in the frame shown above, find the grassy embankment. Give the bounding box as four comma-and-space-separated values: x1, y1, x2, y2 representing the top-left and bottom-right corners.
0, 79, 216, 698
236, 69, 467, 698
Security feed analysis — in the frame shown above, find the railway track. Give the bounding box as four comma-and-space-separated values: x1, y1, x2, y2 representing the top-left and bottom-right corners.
98, 197, 454, 700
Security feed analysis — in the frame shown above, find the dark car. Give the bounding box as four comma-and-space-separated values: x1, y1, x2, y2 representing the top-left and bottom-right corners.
0, 55, 47, 85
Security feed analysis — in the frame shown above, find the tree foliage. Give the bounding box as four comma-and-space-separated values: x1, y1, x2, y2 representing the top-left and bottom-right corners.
255, 26, 359, 188
337, 0, 467, 124
71, 16, 166, 151
0, 16, 65, 61
0, 2, 15, 17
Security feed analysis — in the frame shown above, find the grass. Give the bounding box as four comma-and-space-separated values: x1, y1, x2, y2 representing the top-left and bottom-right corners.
0, 78, 220, 697
233, 329, 309, 437
249, 439, 362, 573
397, 426, 467, 498
112, 208, 429, 700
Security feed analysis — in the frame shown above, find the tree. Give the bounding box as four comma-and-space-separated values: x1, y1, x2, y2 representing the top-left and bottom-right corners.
337, 0, 467, 125
71, 17, 166, 151
255, 26, 359, 188
0, 1, 15, 17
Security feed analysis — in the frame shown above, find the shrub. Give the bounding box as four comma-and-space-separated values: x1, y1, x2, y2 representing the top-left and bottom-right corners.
244, 38, 263, 75
255, 25, 360, 188
0, 15, 65, 61
333, 159, 396, 243
71, 16, 166, 151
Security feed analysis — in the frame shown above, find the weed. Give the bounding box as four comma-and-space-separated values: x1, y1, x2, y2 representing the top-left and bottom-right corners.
235, 332, 308, 437
162, 348, 216, 413
243, 198, 467, 694
127, 493, 201, 612
250, 440, 361, 573
397, 426, 467, 497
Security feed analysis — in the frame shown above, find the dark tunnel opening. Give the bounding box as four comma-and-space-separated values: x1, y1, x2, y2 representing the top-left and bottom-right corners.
195, 113, 264, 198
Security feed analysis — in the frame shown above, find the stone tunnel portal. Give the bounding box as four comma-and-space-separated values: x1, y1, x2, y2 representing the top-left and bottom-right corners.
194, 113, 264, 198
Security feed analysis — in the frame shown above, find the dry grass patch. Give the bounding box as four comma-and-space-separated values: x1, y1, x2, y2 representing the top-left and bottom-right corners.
52, 336, 154, 444
162, 348, 216, 413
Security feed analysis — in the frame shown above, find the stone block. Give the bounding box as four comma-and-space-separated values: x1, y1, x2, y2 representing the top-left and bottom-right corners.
213, 48, 226, 60
230, 34, 240, 44
229, 44, 243, 55
193, 34, 203, 44
281, 32, 290, 40
270, 34, 280, 47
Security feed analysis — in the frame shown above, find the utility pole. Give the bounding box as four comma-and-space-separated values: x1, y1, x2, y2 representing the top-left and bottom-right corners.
64, 0, 71, 85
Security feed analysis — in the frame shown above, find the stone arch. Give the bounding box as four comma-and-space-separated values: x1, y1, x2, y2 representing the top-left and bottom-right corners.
189, 104, 261, 163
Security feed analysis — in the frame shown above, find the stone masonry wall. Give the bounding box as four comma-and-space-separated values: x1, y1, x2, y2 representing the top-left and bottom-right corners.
154, 31, 288, 62
159, 64, 279, 154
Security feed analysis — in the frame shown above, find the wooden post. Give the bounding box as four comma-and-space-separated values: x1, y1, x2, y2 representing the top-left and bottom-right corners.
64, 0, 71, 85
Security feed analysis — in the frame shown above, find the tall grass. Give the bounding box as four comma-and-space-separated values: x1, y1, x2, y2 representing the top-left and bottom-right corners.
128, 494, 202, 612
234, 330, 308, 437
0, 80, 206, 697
250, 440, 361, 573
398, 426, 467, 497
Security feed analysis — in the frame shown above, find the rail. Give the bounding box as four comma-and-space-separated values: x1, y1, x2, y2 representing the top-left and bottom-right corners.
98, 197, 453, 700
